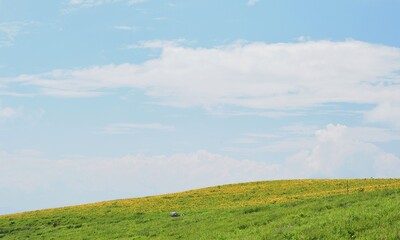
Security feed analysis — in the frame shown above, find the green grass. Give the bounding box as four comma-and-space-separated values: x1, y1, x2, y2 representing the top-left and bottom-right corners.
1, 179, 400, 239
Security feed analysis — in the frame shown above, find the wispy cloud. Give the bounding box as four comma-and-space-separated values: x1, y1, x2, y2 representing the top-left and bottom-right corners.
0, 107, 19, 120
114, 25, 139, 31
15, 149, 43, 156
244, 133, 280, 139
295, 36, 312, 42
228, 139, 314, 153
225, 123, 400, 162
68, 0, 116, 7
103, 123, 174, 134
67, 0, 146, 9
281, 124, 319, 136
0, 22, 33, 47
127, 39, 186, 49
232, 133, 280, 144
246, 0, 259, 6
127, 0, 146, 5
232, 138, 259, 144
153, 17, 168, 21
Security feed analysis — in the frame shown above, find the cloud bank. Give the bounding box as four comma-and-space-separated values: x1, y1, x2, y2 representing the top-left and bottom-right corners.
4, 41, 400, 114
1, 123, 399, 214
0, 150, 279, 214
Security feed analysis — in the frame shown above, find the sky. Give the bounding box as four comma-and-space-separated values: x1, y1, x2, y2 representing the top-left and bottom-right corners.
0, 0, 400, 214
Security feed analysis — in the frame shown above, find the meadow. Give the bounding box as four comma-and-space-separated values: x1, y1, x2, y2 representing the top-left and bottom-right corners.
0, 179, 399, 239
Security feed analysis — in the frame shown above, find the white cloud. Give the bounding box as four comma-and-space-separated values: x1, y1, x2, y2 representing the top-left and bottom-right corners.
281, 124, 399, 142
3, 40, 400, 117
247, 0, 259, 6
226, 123, 400, 177
285, 124, 400, 178
374, 153, 400, 177
229, 123, 399, 150
365, 102, 400, 128
103, 123, 175, 134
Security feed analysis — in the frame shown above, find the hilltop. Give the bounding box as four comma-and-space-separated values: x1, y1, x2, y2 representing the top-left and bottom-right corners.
1, 179, 400, 239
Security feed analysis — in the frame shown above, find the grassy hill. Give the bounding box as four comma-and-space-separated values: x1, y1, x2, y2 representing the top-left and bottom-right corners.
1, 179, 400, 239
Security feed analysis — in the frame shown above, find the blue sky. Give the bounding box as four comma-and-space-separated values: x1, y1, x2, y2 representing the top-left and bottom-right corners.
1, 0, 400, 214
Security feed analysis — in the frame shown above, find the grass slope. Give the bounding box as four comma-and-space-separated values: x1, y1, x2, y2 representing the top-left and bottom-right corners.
1, 179, 400, 239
